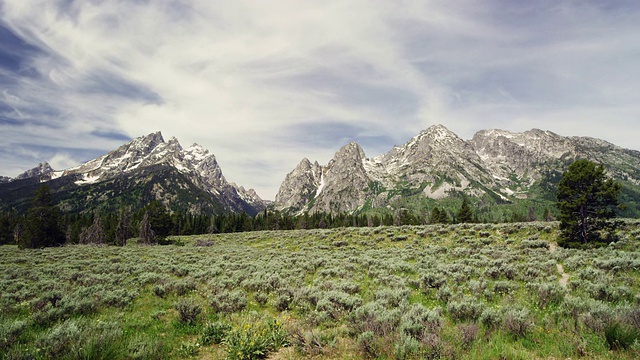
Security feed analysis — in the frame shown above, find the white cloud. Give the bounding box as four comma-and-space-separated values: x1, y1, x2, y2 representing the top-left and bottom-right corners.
1, 1, 639, 199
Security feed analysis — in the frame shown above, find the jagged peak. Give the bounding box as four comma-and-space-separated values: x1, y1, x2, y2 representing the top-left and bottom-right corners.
523, 128, 561, 139
337, 141, 365, 158
298, 158, 312, 167
167, 135, 181, 145
187, 143, 206, 151
421, 124, 457, 138
139, 131, 164, 143
475, 128, 516, 138
184, 143, 213, 163
400, 124, 462, 151
16, 162, 55, 180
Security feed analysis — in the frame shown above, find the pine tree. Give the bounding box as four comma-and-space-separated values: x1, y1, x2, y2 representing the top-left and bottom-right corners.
19, 186, 65, 248
116, 206, 132, 246
430, 207, 450, 224
0, 210, 17, 245
557, 159, 621, 248
208, 215, 219, 234
142, 200, 173, 238
457, 198, 474, 224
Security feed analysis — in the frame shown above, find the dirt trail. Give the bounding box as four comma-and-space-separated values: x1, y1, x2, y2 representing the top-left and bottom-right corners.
557, 263, 569, 288
549, 242, 569, 289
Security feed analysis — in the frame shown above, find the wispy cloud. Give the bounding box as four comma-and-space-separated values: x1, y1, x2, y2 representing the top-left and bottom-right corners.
1, 0, 639, 198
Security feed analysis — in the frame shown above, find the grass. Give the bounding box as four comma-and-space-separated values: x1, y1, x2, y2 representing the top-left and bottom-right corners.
0, 220, 639, 359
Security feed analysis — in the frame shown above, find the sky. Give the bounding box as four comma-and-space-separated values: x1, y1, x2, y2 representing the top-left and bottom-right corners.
1, 1, 639, 200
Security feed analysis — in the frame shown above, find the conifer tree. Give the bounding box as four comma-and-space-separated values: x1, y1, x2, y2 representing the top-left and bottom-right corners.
116, 206, 132, 246
557, 159, 621, 248
19, 186, 65, 248
457, 198, 474, 224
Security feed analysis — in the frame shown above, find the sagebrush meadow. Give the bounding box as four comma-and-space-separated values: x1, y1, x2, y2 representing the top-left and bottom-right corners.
1, 221, 639, 359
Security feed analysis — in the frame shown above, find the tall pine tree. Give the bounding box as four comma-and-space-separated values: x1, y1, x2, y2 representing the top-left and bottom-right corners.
557, 159, 621, 248
18, 186, 65, 248
457, 198, 474, 224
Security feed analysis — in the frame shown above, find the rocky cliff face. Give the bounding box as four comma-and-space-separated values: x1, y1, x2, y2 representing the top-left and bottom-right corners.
274, 158, 323, 210
2, 132, 266, 215
312, 142, 370, 213
276, 124, 640, 214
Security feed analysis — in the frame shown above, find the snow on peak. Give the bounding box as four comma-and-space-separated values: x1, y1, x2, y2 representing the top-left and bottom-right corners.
184, 143, 211, 163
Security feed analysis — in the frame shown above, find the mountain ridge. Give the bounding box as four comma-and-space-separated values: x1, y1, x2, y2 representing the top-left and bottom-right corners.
0, 132, 266, 215
275, 124, 640, 216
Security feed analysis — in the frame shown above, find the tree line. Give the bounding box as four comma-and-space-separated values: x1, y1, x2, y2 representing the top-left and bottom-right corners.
1, 187, 519, 247
0, 159, 623, 249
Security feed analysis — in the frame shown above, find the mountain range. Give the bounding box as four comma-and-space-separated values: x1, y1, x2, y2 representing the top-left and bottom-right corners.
2, 125, 639, 218
275, 124, 640, 216
0, 132, 266, 215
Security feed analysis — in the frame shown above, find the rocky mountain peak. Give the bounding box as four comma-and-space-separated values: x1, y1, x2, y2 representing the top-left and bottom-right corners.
16, 162, 55, 180
184, 143, 212, 163
295, 158, 313, 172
133, 131, 165, 153
274, 157, 322, 211
422, 124, 457, 140
166, 136, 183, 151
329, 141, 365, 167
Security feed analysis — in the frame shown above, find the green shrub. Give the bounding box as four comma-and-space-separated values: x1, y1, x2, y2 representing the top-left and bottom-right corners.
274, 289, 294, 311
171, 279, 197, 296
457, 322, 479, 348
357, 331, 380, 358
493, 280, 518, 296
530, 282, 566, 308
126, 335, 169, 360
225, 317, 289, 360
35, 318, 123, 359
177, 341, 201, 357
351, 301, 402, 336
589, 283, 633, 303
436, 286, 453, 303
503, 307, 533, 338
0, 320, 27, 348
521, 239, 549, 249
447, 297, 485, 322
394, 335, 421, 360
399, 304, 442, 338
175, 299, 202, 326
254, 292, 269, 306
419, 272, 446, 289
374, 288, 409, 308
202, 321, 232, 345
480, 307, 502, 330
316, 290, 362, 318
152, 284, 167, 298
290, 326, 336, 357
605, 321, 640, 350
210, 290, 248, 313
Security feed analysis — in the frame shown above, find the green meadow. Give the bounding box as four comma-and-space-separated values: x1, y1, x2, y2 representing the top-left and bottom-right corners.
1, 220, 639, 359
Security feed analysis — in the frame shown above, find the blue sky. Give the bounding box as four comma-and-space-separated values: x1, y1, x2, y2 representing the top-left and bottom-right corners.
1, 1, 639, 199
